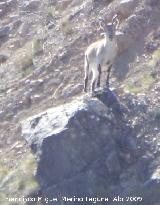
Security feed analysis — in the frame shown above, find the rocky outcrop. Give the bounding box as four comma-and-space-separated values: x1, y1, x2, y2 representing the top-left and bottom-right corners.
22, 89, 138, 204
21, 89, 160, 205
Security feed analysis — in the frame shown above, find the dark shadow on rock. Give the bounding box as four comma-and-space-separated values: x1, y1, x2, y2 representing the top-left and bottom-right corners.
93, 87, 125, 121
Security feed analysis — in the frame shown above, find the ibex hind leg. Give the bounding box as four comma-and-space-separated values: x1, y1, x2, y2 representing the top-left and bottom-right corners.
106, 64, 112, 88
97, 64, 102, 88
84, 55, 89, 92
84, 75, 88, 92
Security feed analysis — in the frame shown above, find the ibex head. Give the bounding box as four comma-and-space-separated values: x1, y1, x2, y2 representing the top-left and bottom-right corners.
99, 14, 120, 40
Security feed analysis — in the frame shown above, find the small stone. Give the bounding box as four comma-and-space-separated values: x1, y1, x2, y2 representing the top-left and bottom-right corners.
0, 26, 11, 38
18, 22, 31, 37
20, 0, 41, 12
0, 54, 9, 64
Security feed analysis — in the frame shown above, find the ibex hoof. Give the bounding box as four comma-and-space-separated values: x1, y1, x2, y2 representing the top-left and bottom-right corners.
90, 91, 96, 97
105, 82, 109, 89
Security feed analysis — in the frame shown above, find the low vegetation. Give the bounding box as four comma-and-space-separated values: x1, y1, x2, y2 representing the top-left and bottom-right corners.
150, 108, 160, 122
149, 49, 160, 68
11, 42, 34, 76
61, 15, 73, 36
0, 153, 39, 205
123, 72, 155, 94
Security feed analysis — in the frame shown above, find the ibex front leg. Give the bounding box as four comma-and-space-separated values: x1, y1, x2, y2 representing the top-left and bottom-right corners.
91, 67, 99, 93
106, 64, 112, 87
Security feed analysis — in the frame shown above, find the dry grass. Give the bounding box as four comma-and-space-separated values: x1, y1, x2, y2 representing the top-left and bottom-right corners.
32, 38, 43, 56
148, 49, 160, 67
123, 73, 155, 94
60, 15, 73, 36
55, 0, 72, 11
11, 41, 34, 74
10, 39, 43, 78
47, 6, 59, 17
0, 153, 39, 205
47, 1, 72, 17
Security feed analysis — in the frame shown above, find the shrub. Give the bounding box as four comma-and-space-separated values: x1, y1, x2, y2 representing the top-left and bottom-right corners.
61, 15, 73, 36
150, 108, 160, 121
32, 38, 43, 56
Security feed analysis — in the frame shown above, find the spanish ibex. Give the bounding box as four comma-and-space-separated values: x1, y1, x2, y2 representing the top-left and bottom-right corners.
84, 15, 120, 93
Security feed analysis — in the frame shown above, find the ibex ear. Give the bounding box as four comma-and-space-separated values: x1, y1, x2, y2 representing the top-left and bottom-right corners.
98, 20, 106, 31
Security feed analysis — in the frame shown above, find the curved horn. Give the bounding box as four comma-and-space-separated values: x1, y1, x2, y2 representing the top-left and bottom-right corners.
112, 14, 118, 22
112, 14, 119, 28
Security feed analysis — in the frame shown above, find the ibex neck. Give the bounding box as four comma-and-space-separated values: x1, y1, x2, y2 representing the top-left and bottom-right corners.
104, 34, 111, 43
104, 32, 116, 42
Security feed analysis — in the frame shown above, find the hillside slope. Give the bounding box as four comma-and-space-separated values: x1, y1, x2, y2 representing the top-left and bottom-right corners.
0, 0, 160, 204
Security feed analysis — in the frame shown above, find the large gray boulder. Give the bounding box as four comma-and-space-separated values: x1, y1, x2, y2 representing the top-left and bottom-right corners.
21, 89, 137, 204
21, 89, 160, 205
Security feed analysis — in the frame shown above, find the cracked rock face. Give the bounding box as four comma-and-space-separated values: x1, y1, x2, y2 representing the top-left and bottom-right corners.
21, 90, 137, 203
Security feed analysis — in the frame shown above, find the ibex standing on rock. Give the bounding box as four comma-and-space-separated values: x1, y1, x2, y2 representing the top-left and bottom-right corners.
84, 15, 120, 93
